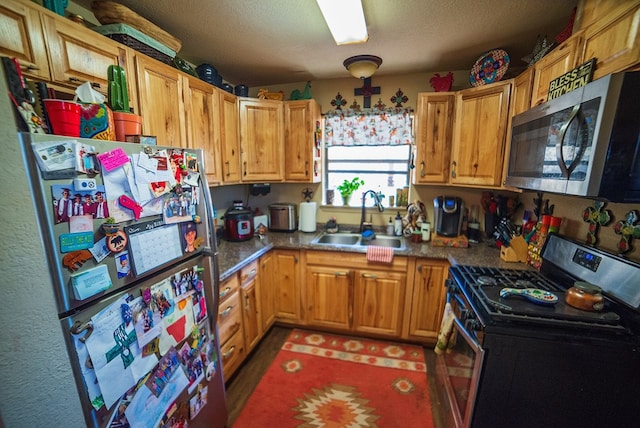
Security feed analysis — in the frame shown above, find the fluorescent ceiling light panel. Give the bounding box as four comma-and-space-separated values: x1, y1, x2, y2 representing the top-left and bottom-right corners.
316, 0, 368, 45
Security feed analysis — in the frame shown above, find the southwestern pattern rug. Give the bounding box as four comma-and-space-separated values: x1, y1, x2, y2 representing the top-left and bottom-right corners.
233, 329, 434, 427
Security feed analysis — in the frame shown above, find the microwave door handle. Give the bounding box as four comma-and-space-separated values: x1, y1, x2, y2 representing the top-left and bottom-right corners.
566, 108, 588, 176
556, 105, 580, 178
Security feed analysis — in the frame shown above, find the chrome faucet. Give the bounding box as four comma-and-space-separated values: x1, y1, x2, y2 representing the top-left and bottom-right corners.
360, 190, 385, 232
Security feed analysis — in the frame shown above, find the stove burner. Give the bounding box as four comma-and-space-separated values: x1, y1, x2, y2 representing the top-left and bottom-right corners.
514, 279, 535, 288
477, 275, 497, 286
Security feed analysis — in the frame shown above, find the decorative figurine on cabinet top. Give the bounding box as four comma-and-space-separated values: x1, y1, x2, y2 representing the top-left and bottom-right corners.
290, 81, 312, 100
430, 72, 454, 92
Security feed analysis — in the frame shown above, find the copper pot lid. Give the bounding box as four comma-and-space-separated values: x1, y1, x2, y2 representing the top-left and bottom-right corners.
573, 281, 603, 295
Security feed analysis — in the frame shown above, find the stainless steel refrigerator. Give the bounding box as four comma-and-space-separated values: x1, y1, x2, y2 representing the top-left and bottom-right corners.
18, 132, 227, 428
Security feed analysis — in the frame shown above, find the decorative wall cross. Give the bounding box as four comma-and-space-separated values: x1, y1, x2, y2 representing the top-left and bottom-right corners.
613, 210, 640, 254
354, 77, 380, 109
582, 200, 611, 245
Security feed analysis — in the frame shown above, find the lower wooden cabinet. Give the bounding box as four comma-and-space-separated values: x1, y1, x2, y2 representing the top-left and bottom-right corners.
259, 252, 277, 331
353, 270, 406, 337
305, 265, 351, 330
402, 258, 449, 342
220, 329, 246, 380
240, 261, 261, 352
273, 250, 302, 323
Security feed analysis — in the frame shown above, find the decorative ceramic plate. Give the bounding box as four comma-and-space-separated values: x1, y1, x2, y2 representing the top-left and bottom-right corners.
469, 49, 510, 87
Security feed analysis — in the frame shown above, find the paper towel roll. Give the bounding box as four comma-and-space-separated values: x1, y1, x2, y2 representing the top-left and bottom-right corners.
299, 202, 317, 232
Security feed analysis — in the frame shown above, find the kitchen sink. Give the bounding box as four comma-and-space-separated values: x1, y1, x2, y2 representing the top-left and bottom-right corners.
310, 232, 406, 250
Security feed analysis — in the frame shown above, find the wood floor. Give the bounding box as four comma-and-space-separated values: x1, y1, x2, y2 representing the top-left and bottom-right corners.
224, 325, 447, 427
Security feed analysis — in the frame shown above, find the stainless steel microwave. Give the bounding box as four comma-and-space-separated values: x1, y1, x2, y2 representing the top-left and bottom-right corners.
506, 71, 640, 202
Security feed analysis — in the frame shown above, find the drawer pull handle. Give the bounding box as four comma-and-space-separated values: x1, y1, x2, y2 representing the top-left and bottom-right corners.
361, 273, 378, 279
220, 306, 233, 317
223, 346, 235, 359
25, 64, 40, 71
219, 286, 231, 298
69, 77, 81, 82
334, 271, 349, 276
244, 268, 257, 280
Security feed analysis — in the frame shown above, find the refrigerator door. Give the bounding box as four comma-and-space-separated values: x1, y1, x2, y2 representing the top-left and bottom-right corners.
19, 133, 215, 315
63, 255, 227, 428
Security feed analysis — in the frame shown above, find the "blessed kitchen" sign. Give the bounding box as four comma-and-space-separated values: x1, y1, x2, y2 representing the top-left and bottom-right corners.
547, 58, 596, 100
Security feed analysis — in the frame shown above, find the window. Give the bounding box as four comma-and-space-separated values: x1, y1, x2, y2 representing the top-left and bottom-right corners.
323, 107, 413, 207
325, 145, 411, 207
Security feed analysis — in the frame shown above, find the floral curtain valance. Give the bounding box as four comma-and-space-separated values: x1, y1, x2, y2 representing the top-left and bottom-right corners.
324, 108, 413, 147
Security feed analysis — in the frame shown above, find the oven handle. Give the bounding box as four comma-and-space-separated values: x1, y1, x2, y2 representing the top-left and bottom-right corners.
452, 315, 483, 353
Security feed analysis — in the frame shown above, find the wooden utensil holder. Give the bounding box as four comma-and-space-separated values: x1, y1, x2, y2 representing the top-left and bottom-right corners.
500, 235, 529, 263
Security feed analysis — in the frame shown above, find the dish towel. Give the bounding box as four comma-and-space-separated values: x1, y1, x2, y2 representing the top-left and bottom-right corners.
366, 245, 394, 263
434, 302, 455, 355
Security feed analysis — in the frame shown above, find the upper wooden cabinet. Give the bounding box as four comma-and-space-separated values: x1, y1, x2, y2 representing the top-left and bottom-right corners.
511, 67, 534, 117
530, 37, 580, 107
41, 13, 127, 96
184, 77, 222, 184
284, 99, 322, 182
219, 91, 240, 183
0, 0, 50, 81
134, 54, 186, 147
581, 2, 640, 80
238, 98, 284, 182
450, 80, 512, 187
413, 92, 455, 184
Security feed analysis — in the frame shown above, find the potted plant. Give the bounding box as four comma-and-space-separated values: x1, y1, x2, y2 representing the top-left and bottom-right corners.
101, 217, 121, 235
337, 177, 364, 206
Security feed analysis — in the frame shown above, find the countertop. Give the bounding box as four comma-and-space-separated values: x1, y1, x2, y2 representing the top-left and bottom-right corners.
216, 230, 531, 281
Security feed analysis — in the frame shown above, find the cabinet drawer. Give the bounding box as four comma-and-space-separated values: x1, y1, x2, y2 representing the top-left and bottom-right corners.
219, 273, 240, 302
240, 260, 258, 285
218, 291, 242, 344
220, 329, 246, 381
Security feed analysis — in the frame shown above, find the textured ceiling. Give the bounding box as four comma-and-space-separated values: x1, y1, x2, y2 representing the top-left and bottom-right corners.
76, 0, 578, 87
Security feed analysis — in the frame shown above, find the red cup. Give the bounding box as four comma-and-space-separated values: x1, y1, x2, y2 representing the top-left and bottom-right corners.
43, 99, 82, 137
549, 216, 562, 233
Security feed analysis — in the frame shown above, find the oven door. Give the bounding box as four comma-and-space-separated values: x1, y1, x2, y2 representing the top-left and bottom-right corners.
435, 301, 485, 428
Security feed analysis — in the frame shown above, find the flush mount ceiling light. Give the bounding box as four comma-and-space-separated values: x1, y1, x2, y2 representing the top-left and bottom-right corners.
343, 55, 383, 79
316, 0, 368, 45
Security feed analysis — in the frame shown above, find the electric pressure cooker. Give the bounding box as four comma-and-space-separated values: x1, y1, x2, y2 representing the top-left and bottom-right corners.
224, 201, 254, 241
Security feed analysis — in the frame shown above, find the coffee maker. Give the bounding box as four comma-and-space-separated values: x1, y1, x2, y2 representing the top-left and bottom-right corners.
433, 196, 464, 237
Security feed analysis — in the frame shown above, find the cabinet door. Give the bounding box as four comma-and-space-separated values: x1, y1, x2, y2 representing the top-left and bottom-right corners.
413, 93, 455, 184
259, 252, 276, 331
241, 276, 261, 352
511, 68, 534, 117
217, 290, 243, 345
305, 265, 351, 330
581, 3, 640, 80
135, 55, 186, 147
0, 0, 50, 81
220, 329, 246, 381
274, 250, 301, 323
41, 13, 127, 95
239, 99, 284, 181
352, 270, 406, 337
531, 37, 579, 107
450, 81, 511, 187
219, 90, 240, 183
184, 77, 222, 184
284, 99, 321, 182
405, 259, 448, 341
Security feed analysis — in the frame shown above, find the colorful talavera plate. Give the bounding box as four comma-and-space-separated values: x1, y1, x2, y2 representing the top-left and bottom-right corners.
469, 49, 510, 87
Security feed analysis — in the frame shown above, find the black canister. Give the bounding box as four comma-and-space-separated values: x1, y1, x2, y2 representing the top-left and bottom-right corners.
195, 63, 218, 85
221, 83, 234, 94
234, 84, 249, 97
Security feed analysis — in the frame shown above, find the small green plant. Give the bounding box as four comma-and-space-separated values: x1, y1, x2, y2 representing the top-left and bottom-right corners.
104, 217, 116, 224
337, 177, 364, 203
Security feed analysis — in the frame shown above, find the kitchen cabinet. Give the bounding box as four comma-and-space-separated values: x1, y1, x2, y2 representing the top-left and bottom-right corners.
259, 252, 276, 331
273, 249, 302, 323
304, 250, 408, 337
41, 12, 128, 97
305, 264, 351, 330
134, 54, 186, 147
284, 99, 322, 182
238, 98, 284, 182
240, 261, 262, 352
511, 67, 534, 117
450, 80, 512, 187
413, 92, 455, 184
0, 0, 50, 81
219, 90, 241, 183
402, 258, 449, 342
530, 37, 580, 107
217, 274, 246, 380
183, 76, 222, 183
581, 2, 640, 80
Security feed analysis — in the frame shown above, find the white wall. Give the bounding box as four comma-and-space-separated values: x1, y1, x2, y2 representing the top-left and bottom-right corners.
0, 68, 85, 426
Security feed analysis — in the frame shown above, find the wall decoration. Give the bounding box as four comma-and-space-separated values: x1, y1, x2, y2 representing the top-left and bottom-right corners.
613, 210, 640, 254
582, 201, 612, 246
547, 58, 595, 101
354, 77, 380, 109
349, 100, 361, 110
430, 72, 454, 92
390, 88, 408, 107
330, 92, 347, 110
374, 98, 386, 110
470, 49, 510, 87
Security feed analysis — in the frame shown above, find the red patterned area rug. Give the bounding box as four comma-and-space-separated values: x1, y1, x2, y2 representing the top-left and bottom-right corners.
232, 329, 434, 427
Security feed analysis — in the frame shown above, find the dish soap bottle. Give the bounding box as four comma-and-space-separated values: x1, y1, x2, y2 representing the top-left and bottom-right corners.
394, 212, 403, 236
386, 217, 394, 235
